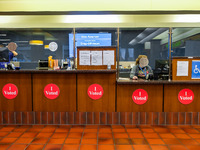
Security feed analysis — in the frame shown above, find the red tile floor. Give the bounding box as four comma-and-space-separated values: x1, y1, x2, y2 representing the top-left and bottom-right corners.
1, 125, 200, 150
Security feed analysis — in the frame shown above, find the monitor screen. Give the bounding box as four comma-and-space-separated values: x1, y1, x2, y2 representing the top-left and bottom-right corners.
69, 33, 111, 57
0, 49, 9, 62
155, 59, 169, 70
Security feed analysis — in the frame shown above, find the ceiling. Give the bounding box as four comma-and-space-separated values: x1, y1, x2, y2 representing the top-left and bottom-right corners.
129, 27, 200, 46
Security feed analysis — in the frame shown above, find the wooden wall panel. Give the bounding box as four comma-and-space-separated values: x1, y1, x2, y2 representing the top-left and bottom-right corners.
117, 84, 163, 112
0, 73, 32, 111
172, 58, 200, 80
33, 73, 76, 112
164, 84, 200, 112
77, 73, 116, 112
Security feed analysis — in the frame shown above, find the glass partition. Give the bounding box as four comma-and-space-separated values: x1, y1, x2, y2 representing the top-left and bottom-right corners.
119, 28, 169, 80
172, 28, 200, 57
1, 27, 172, 77
0, 29, 73, 69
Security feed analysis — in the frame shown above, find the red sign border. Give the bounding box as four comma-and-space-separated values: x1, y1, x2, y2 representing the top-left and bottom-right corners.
132, 88, 148, 105
87, 83, 104, 100
44, 83, 60, 100
178, 88, 194, 105
2, 83, 18, 100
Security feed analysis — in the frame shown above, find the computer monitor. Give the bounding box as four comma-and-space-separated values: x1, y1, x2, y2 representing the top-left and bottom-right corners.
154, 59, 169, 80
0, 49, 9, 62
155, 60, 169, 71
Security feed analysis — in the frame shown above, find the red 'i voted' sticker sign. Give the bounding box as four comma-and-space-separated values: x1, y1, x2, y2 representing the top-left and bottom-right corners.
44, 84, 60, 99
2, 83, 18, 99
132, 89, 148, 105
87, 84, 104, 100
178, 89, 194, 105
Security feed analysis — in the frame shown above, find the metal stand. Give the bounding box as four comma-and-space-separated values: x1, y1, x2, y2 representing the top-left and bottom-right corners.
168, 28, 172, 81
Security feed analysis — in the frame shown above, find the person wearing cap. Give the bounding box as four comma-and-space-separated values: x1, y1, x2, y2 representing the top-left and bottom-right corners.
130, 55, 153, 80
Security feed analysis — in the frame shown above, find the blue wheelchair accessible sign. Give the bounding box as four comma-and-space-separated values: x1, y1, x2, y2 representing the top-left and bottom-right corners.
192, 60, 200, 79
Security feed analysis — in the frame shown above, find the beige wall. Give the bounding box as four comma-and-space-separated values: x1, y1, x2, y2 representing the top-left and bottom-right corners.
0, 0, 200, 28
0, 0, 200, 11
1, 14, 200, 28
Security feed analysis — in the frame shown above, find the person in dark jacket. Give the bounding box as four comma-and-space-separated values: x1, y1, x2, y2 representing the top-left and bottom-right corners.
130, 55, 153, 80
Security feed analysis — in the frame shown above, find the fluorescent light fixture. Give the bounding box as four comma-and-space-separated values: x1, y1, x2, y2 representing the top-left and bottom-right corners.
174, 15, 200, 23
0, 39, 10, 41
172, 28, 200, 43
139, 28, 168, 44
64, 15, 121, 23
129, 28, 158, 45
44, 45, 49, 49
29, 40, 43, 45
0, 34, 6, 36
0, 16, 15, 23
15, 41, 29, 43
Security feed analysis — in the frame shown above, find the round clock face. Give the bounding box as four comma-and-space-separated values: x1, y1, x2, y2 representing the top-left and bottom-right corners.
49, 42, 58, 52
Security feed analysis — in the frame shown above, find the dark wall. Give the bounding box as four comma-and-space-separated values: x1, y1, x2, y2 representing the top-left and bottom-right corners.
185, 40, 200, 56
149, 40, 162, 69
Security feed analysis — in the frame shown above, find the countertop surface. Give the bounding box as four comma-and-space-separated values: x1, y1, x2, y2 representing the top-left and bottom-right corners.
0, 69, 117, 74
117, 78, 200, 84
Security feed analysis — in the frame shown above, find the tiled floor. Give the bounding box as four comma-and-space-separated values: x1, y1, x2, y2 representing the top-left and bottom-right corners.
1, 125, 200, 150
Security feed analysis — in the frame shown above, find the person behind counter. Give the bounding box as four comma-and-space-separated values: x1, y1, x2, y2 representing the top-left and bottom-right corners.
0, 45, 18, 69
130, 55, 153, 80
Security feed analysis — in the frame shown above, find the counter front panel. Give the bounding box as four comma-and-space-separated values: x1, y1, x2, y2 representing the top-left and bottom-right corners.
0, 73, 32, 111
164, 84, 200, 112
77, 73, 116, 112
33, 73, 76, 112
117, 82, 163, 112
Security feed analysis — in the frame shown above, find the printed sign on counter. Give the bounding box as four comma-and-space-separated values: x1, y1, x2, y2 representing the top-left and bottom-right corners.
91, 51, 102, 65
79, 50, 90, 65
103, 50, 115, 65
2, 83, 18, 99
177, 61, 189, 76
87, 84, 103, 100
44, 84, 60, 99
178, 89, 194, 105
132, 89, 148, 105
191, 60, 200, 79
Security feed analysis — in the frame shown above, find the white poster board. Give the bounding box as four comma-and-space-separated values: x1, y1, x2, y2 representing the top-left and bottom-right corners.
79, 51, 90, 65
91, 51, 102, 65
177, 61, 189, 76
103, 50, 114, 65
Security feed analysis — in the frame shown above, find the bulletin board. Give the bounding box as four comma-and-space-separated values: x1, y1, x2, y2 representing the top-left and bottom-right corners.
77, 46, 116, 70
172, 57, 200, 80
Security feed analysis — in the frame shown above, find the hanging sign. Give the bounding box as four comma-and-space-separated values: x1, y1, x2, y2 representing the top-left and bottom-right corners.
178, 89, 194, 105
2, 83, 18, 99
132, 89, 148, 105
87, 84, 103, 100
44, 84, 60, 99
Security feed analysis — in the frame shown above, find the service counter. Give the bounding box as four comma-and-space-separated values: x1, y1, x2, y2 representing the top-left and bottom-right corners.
1, 69, 200, 113
117, 79, 200, 112
163, 81, 200, 112
0, 72, 32, 111
0, 70, 116, 112
117, 79, 163, 112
